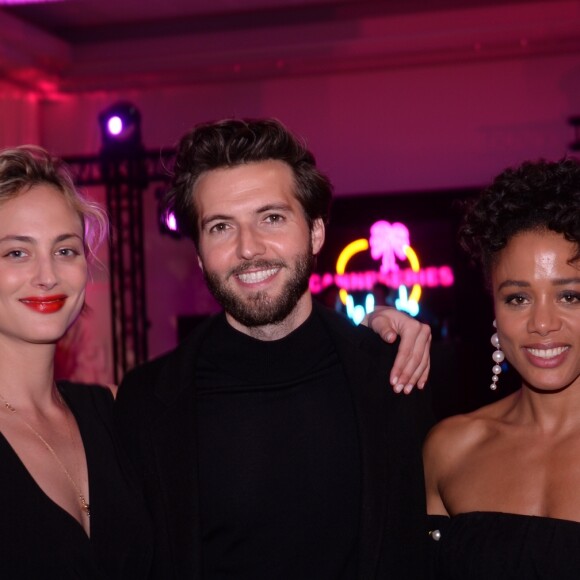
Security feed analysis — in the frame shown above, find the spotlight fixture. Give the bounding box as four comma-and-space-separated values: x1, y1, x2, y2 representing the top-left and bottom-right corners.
98, 101, 143, 154
156, 187, 182, 239
159, 208, 181, 237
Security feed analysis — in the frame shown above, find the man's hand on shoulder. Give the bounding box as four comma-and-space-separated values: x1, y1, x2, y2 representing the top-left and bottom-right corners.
362, 306, 431, 394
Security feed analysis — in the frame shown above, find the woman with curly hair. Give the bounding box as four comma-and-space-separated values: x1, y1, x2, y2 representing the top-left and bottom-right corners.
424, 159, 580, 579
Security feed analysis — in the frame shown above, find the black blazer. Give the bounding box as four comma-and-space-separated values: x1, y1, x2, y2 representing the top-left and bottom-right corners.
116, 304, 429, 579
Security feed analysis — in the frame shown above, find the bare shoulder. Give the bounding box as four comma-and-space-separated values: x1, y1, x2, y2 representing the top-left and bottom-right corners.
424, 394, 517, 471
424, 397, 506, 514
423, 414, 478, 470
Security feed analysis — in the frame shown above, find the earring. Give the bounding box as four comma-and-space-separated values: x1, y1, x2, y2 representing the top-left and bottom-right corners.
490, 320, 505, 391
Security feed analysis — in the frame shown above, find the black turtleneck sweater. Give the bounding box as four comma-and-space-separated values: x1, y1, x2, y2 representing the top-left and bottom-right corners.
195, 310, 360, 579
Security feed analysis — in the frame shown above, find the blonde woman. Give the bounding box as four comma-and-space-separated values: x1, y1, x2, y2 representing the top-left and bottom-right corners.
0, 146, 151, 578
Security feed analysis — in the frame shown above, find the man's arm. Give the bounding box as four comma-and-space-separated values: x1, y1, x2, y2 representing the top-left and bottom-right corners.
362, 307, 431, 394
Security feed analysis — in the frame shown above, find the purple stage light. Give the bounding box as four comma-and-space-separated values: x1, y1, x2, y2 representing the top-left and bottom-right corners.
107, 116, 123, 136
165, 211, 178, 232
156, 186, 182, 239
98, 102, 142, 154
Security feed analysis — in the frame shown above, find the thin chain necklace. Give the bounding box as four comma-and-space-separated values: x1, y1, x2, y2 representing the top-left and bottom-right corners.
0, 389, 90, 518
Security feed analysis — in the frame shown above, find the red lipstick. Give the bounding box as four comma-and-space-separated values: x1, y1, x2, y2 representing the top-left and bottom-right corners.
20, 295, 67, 314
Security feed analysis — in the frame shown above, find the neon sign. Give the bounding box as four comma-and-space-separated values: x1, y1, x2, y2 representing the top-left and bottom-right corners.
310, 220, 454, 323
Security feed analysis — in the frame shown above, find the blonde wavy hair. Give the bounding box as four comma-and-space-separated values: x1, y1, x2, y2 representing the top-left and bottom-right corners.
0, 145, 108, 260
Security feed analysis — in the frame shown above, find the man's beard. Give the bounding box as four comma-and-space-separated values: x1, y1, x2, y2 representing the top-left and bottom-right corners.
203, 250, 314, 328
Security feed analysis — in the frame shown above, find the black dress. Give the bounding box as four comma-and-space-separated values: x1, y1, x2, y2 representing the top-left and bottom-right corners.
428, 512, 580, 579
0, 381, 152, 579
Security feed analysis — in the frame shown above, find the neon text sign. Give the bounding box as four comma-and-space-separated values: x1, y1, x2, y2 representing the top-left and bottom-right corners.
309, 220, 454, 322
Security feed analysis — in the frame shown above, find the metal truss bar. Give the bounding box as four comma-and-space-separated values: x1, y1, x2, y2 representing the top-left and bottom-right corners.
64, 149, 175, 186
62, 149, 174, 382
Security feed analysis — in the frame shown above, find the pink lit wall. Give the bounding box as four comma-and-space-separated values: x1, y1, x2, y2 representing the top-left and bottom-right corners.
2, 51, 580, 365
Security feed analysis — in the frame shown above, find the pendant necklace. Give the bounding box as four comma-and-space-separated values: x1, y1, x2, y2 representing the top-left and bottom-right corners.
0, 388, 90, 517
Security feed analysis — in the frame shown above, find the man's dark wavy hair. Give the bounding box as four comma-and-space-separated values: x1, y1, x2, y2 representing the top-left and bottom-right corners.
459, 158, 580, 282
164, 118, 333, 248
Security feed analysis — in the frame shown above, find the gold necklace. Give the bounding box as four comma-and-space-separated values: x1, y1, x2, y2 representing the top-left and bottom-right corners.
0, 389, 90, 518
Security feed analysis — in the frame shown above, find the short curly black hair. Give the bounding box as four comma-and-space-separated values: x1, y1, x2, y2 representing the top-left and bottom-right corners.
164, 118, 333, 248
459, 158, 580, 281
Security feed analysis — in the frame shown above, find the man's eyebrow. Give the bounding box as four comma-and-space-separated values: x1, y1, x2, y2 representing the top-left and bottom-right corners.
255, 203, 292, 213
200, 203, 294, 228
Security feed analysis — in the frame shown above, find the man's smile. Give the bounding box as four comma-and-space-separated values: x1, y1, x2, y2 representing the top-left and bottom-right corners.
236, 267, 281, 285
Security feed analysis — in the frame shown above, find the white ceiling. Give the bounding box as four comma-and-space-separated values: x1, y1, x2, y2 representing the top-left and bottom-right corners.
0, 0, 578, 93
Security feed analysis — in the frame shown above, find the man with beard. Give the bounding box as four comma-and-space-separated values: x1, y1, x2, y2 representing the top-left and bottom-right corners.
116, 118, 431, 579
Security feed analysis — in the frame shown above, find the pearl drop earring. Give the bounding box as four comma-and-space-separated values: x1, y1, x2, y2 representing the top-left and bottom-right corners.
490, 320, 505, 391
